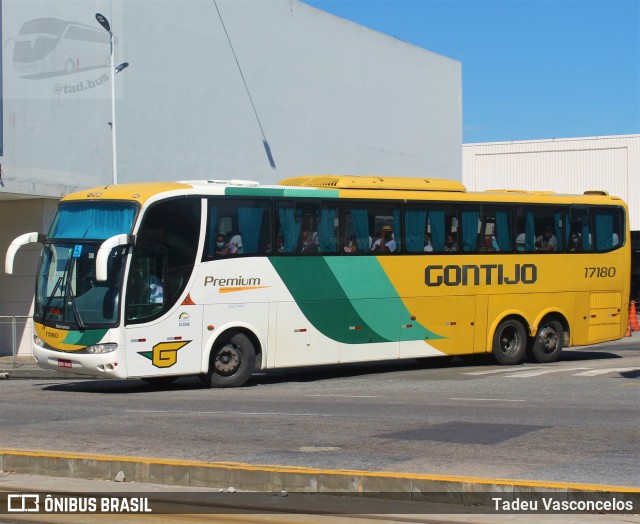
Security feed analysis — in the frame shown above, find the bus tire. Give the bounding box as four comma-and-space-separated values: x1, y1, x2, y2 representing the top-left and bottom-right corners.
205, 332, 256, 388
531, 320, 563, 363
492, 319, 526, 365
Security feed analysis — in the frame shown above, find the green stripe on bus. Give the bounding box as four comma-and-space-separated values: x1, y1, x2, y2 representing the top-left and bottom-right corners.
63, 329, 108, 347
225, 187, 339, 198
325, 257, 443, 342
270, 257, 442, 344
270, 257, 390, 343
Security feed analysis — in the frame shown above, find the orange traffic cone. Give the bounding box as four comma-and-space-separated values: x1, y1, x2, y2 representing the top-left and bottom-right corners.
625, 323, 632, 337
630, 301, 640, 331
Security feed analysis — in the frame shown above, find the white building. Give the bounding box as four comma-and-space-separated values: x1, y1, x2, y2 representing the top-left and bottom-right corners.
463, 135, 639, 228
463, 134, 640, 298
0, 0, 462, 355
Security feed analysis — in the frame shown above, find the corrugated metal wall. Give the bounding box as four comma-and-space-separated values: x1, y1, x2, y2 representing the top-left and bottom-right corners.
462, 135, 639, 230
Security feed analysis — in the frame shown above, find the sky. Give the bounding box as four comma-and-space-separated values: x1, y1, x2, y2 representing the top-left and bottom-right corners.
303, 0, 640, 144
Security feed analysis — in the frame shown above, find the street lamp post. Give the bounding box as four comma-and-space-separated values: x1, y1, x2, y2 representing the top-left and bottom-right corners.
95, 13, 128, 185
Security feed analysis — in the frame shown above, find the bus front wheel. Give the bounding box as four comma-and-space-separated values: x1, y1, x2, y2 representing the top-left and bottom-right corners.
492, 319, 526, 365
205, 332, 256, 388
530, 320, 563, 363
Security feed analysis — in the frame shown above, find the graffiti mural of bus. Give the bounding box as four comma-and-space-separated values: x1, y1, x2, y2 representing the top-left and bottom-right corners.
13, 18, 110, 77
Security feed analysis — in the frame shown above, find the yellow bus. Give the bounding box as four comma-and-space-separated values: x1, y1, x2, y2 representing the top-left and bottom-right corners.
5, 175, 630, 387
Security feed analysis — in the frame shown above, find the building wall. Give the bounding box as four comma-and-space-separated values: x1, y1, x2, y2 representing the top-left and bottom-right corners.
462, 135, 639, 230
2, 0, 461, 196
0, 0, 462, 355
0, 199, 57, 355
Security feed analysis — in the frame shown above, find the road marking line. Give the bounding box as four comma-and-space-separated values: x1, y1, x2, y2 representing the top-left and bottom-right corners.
572, 367, 638, 377
450, 398, 526, 402
305, 394, 378, 398
462, 367, 545, 376
503, 367, 591, 378
126, 410, 334, 417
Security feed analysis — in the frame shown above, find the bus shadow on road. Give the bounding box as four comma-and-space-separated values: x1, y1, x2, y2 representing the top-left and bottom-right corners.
46, 358, 463, 392
42, 376, 208, 394
41, 348, 630, 393
559, 349, 624, 362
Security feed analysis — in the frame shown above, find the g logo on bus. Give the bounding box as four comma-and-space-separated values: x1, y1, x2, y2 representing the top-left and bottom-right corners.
138, 340, 190, 368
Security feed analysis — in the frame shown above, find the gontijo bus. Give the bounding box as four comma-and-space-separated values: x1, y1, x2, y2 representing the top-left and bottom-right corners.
5, 176, 630, 387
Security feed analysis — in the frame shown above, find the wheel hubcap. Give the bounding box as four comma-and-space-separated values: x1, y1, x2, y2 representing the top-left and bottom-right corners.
538, 326, 558, 353
215, 344, 240, 375
500, 326, 519, 354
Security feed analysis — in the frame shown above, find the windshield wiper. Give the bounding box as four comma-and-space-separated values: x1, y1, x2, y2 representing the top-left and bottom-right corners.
66, 284, 86, 331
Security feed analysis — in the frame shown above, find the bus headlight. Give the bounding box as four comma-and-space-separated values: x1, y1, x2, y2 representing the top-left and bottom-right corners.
85, 343, 118, 354
34, 335, 45, 348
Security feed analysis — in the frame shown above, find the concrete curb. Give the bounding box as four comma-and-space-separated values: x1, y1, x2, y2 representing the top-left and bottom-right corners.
1, 448, 639, 508
0, 357, 96, 380
0, 368, 81, 379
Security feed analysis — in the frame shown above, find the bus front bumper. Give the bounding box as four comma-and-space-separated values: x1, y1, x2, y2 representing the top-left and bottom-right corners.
33, 345, 128, 379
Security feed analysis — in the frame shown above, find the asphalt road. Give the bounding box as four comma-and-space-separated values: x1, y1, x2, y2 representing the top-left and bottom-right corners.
0, 341, 638, 488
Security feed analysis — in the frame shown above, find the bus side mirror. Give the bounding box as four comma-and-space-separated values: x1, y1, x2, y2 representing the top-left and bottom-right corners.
96, 234, 136, 282
5, 232, 45, 274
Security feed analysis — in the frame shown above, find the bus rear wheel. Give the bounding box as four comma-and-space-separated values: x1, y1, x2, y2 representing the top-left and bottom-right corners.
531, 320, 563, 363
205, 332, 256, 388
492, 319, 526, 365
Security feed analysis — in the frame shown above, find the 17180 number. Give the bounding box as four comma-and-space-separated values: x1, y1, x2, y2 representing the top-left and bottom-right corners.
584, 267, 616, 278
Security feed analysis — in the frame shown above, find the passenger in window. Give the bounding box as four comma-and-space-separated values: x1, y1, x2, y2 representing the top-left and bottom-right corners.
214, 234, 228, 257
536, 226, 557, 251
149, 274, 164, 304
226, 233, 243, 255
568, 233, 581, 252
444, 234, 458, 252
344, 236, 358, 253
481, 235, 497, 251
371, 225, 396, 253
612, 233, 620, 247
266, 235, 285, 255
515, 233, 526, 252
299, 231, 318, 254
370, 231, 381, 250
424, 233, 433, 252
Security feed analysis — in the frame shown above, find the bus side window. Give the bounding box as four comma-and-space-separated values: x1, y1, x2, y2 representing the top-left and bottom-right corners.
461, 206, 480, 252
341, 203, 400, 254
516, 206, 564, 252
570, 208, 591, 252
593, 207, 624, 252
275, 201, 302, 254
207, 198, 272, 257
404, 204, 456, 254
474, 205, 512, 253
403, 206, 427, 253
317, 204, 339, 254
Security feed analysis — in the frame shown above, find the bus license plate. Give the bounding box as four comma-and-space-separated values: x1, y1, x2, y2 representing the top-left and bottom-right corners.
58, 359, 72, 368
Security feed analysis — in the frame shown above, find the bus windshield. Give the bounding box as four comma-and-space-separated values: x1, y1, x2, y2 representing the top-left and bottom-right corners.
33, 202, 137, 328
49, 202, 137, 240
35, 243, 127, 328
